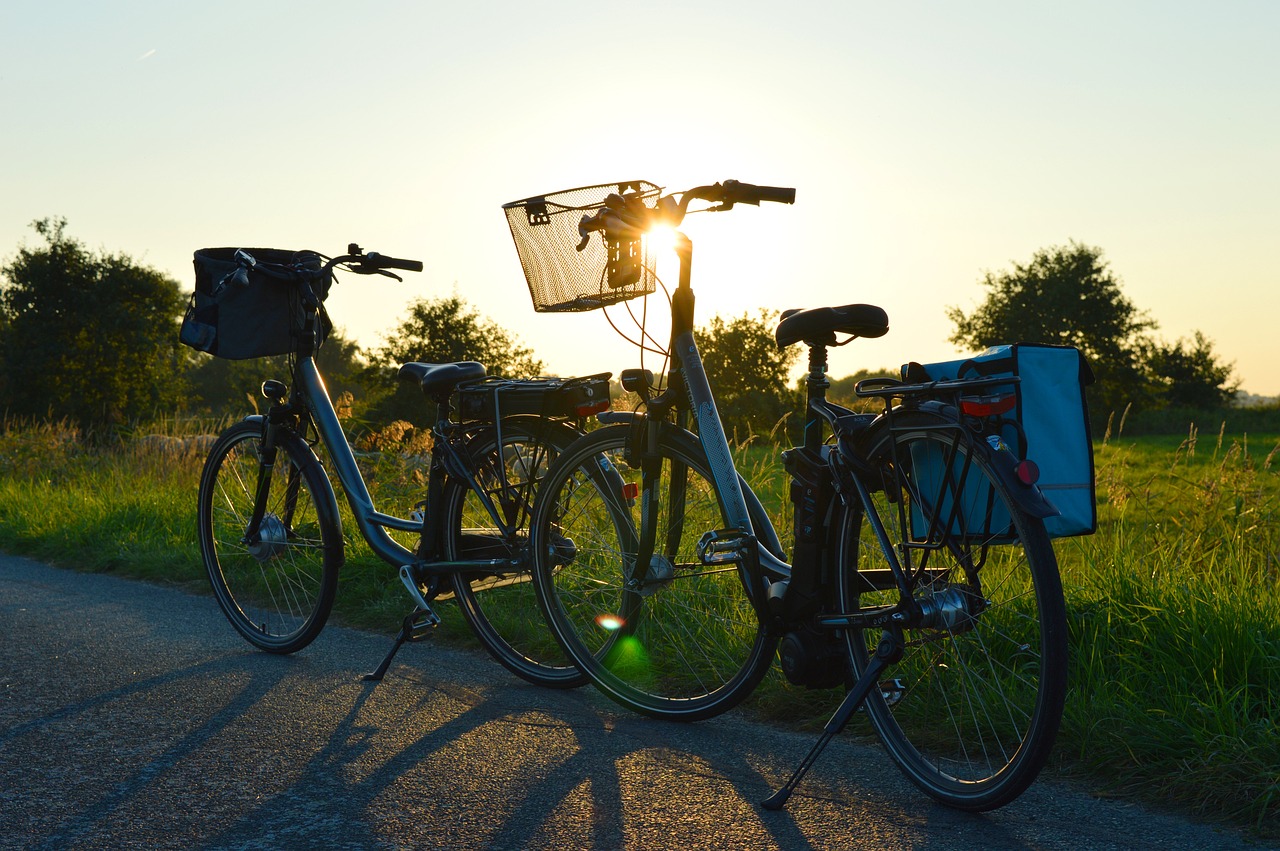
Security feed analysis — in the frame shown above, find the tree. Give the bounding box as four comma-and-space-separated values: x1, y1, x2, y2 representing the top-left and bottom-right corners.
947, 241, 1156, 417
0, 218, 186, 431
361, 295, 544, 425
1148, 331, 1239, 409
698, 309, 801, 442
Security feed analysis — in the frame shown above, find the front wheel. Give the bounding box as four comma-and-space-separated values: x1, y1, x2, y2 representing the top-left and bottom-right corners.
530, 424, 777, 721
198, 419, 343, 653
837, 417, 1068, 810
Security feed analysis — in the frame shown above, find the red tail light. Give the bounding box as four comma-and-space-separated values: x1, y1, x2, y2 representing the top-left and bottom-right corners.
575, 400, 611, 417
960, 394, 1016, 418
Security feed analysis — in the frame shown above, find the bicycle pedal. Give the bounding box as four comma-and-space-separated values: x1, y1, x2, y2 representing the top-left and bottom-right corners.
696, 529, 751, 565
405, 609, 441, 642
879, 678, 906, 706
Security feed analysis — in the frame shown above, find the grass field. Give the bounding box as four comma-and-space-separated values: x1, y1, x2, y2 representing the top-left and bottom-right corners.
1, 415, 1277, 834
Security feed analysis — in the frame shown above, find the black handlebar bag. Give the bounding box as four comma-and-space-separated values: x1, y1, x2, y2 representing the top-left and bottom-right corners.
180, 247, 332, 359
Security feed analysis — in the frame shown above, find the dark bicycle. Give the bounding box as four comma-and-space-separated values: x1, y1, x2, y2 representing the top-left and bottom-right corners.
183, 244, 610, 686
502, 181, 1082, 811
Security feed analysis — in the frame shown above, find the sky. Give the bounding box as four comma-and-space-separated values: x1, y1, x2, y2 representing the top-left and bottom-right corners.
3, 1, 1278, 395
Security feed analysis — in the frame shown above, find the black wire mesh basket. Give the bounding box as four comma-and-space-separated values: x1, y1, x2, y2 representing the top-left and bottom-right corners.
503, 181, 661, 312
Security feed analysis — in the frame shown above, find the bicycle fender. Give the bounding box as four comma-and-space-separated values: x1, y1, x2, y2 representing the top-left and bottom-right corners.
596, 411, 640, 425
984, 441, 1061, 520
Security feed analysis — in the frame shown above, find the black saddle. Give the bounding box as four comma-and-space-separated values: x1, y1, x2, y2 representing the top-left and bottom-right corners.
398, 361, 487, 397
774, 304, 889, 348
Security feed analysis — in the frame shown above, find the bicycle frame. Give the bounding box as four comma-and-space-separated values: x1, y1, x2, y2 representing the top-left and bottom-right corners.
656, 235, 791, 583
634, 221, 990, 615
283, 354, 556, 579
647, 236, 1053, 622
294, 356, 418, 561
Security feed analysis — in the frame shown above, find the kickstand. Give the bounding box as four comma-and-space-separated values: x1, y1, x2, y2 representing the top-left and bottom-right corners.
761, 629, 903, 811
363, 607, 441, 683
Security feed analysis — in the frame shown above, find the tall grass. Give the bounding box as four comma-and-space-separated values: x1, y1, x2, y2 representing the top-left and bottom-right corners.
1054, 426, 1280, 831
1, 416, 1278, 834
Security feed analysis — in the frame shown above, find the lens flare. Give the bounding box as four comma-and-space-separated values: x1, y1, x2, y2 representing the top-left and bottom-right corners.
607, 635, 651, 680
595, 613, 625, 631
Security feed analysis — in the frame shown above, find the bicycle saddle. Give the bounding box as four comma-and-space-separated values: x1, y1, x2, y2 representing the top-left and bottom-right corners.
398, 361, 487, 396
774, 304, 889, 348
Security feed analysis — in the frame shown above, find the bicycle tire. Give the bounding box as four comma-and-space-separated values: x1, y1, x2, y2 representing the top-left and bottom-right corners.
198, 419, 343, 653
446, 416, 589, 688
836, 414, 1068, 810
530, 424, 777, 721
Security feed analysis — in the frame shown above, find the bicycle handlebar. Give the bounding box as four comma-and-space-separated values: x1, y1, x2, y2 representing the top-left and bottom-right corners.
363, 252, 424, 273
231, 245, 423, 279
575, 179, 796, 249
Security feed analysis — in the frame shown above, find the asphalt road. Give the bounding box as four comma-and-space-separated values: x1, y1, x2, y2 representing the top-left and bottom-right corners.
0, 554, 1267, 850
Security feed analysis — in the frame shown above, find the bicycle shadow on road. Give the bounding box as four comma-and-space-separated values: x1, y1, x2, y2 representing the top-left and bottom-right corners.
164, 655, 1042, 850
2, 638, 1192, 851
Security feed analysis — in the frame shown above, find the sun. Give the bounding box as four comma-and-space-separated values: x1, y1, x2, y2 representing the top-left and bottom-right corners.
643, 223, 680, 258
641, 223, 684, 287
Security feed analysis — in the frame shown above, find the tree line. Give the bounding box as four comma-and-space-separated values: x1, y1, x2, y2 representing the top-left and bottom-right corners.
0, 219, 547, 436
0, 219, 1243, 439
683, 241, 1244, 440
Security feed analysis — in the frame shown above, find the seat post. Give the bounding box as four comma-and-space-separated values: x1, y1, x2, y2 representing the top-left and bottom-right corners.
803, 343, 831, 451
432, 393, 454, 432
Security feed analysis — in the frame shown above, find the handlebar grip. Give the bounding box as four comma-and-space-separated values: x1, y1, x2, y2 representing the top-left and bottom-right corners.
727, 181, 795, 205
366, 253, 424, 273
755, 185, 796, 204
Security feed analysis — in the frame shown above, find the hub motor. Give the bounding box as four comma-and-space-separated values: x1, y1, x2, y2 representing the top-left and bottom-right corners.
246, 514, 289, 562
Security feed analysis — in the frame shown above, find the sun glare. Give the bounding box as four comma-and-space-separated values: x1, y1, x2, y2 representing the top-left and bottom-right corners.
642, 224, 682, 286
643, 224, 679, 259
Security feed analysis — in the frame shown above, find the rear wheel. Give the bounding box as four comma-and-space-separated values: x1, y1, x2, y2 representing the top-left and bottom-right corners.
198, 419, 342, 653
446, 417, 588, 688
837, 417, 1067, 810
531, 424, 777, 721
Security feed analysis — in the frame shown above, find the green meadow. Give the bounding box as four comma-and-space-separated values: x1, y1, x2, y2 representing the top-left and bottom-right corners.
1, 415, 1277, 835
